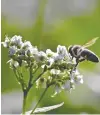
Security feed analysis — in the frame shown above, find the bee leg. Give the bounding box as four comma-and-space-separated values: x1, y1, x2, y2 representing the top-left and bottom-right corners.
75, 58, 86, 67
75, 62, 79, 67
70, 58, 79, 74
76, 58, 79, 66
79, 58, 85, 62
72, 58, 79, 71
70, 56, 74, 61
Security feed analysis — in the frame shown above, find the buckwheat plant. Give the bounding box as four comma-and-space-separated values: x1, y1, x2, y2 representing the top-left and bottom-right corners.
2, 35, 84, 114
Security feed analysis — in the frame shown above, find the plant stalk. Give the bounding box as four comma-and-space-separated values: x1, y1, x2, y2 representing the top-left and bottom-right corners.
31, 87, 48, 114
22, 91, 28, 115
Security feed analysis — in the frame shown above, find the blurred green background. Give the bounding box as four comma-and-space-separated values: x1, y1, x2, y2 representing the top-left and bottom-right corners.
1, 0, 100, 114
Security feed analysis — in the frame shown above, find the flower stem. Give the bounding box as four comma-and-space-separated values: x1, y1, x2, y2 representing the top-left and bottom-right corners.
31, 87, 48, 114
22, 91, 28, 115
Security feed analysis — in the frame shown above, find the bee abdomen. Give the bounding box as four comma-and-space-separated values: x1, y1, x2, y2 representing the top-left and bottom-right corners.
81, 49, 99, 62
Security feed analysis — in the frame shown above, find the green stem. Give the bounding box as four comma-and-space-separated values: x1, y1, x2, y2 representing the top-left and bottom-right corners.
31, 87, 48, 114
33, 71, 45, 84
13, 69, 25, 91
22, 66, 39, 114
22, 66, 33, 114
22, 91, 27, 115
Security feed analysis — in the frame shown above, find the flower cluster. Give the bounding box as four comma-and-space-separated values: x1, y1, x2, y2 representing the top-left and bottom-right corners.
2, 35, 83, 96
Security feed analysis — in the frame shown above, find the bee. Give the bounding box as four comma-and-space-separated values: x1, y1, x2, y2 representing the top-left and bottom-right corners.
68, 37, 99, 67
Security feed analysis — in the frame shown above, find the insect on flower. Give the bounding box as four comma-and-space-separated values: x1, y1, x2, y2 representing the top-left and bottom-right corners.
68, 37, 99, 67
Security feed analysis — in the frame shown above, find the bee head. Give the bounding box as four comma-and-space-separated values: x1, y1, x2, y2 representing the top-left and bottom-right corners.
68, 45, 74, 57
68, 45, 81, 57
68, 45, 73, 53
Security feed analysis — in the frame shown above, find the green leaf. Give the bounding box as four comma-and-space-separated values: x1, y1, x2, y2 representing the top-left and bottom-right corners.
21, 102, 64, 114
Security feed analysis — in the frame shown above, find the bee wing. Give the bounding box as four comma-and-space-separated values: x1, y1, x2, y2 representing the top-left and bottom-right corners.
82, 37, 99, 48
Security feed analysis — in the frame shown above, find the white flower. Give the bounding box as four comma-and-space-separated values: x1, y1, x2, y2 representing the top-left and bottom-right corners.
55, 85, 62, 93
47, 58, 55, 66
10, 35, 23, 47
7, 59, 19, 68
38, 51, 47, 57
62, 80, 75, 91
32, 47, 38, 55
53, 53, 62, 61
1, 36, 10, 48
22, 41, 32, 49
34, 51, 47, 62
70, 69, 79, 79
25, 46, 38, 56
46, 49, 61, 62
51, 85, 62, 97
9, 46, 17, 56
74, 75, 83, 84
71, 70, 83, 84
74, 70, 80, 76
50, 69, 60, 75
57, 45, 69, 59
42, 57, 55, 68
46, 49, 56, 57
46, 47, 69, 62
